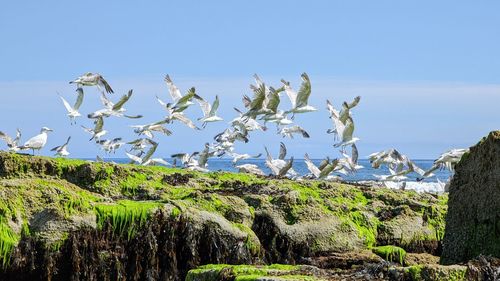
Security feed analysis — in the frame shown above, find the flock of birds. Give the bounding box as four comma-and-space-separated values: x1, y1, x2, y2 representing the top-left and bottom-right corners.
0, 72, 469, 191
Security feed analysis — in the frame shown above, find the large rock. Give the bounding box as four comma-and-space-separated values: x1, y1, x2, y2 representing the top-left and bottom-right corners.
441, 131, 500, 265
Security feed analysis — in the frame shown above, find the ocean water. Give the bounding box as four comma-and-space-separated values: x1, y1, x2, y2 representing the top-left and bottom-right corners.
97, 158, 451, 193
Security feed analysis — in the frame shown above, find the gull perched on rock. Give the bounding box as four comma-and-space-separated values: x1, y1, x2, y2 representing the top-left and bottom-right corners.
0, 129, 21, 152
194, 94, 223, 127
70, 72, 114, 94
281, 73, 317, 116
59, 88, 84, 124
19, 127, 53, 155
51, 136, 71, 157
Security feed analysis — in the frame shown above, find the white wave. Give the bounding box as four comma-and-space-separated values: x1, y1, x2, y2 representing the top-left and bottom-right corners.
383, 181, 446, 193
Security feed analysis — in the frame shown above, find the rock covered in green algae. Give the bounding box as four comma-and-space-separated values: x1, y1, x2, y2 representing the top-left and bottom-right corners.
185, 264, 325, 281
441, 131, 500, 265
0, 152, 449, 280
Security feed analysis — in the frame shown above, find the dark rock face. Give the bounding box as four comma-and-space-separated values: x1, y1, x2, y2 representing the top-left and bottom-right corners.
441, 131, 500, 265
1, 211, 255, 281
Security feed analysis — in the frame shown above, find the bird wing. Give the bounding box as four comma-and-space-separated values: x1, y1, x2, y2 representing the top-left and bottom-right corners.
209, 95, 220, 116
14, 129, 21, 144
60, 96, 74, 112
320, 159, 339, 178
248, 84, 266, 111
297, 126, 310, 138
351, 143, 359, 164
278, 142, 287, 160
74, 88, 84, 110
112, 90, 133, 111
318, 157, 330, 171
153, 126, 172, 136
304, 153, 320, 178
98, 75, 114, 94
194, 94, 211, 116
342, 118, 355, 141
156, 95, 169, 108
281, 79, 297, 108
173, 113, 198, 130
346, 96, 361, 109
64, 136, 71, 146
175, 87, 196, 108
278, 157, 294, 176
242, 95, 252, 109
0, 131, 14, 146
94, 117, 104, 132
266, 88, 281, 113
142, 142, 158, 163
295, 73, 311, 108
164, 75, 183, 102
100, 93, 114, 108
126, 152, 143, 164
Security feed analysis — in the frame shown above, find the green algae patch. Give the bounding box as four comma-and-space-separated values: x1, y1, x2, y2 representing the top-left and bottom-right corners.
185, 264, 318, 281
405, 264, 466, 281
372, 245, 407, 265
94, 200, 163, 240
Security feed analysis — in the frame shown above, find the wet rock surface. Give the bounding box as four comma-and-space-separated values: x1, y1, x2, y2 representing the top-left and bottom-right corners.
441, 131, 500, 265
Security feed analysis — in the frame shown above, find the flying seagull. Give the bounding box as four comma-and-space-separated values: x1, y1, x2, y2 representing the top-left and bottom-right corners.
194, 94, 223, 127
19, 127, 53, 155
59, 87, 84, 124
229, 152, 262, 164
88, 90, 142, 119
70, 72, 114, 94
279, 125, 310, 139
235, 163, 265, 176
82, 117, 107, 141
281, 73, 317, 116
0, 129, 21, 152
131, 119, 172, 138
51, 136, 71, 157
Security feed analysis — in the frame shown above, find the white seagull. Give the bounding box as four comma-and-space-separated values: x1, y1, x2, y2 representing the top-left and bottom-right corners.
59, 88, 84, 124
281, 73, 317, 116
194, 94, 223, 127
0, 129, 22, 152
20, 127, 53, 155
51, 136, 71, 157
70, 72, 114, 94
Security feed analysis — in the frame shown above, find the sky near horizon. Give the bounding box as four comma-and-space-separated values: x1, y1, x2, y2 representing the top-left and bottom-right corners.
0, 1, 499, 159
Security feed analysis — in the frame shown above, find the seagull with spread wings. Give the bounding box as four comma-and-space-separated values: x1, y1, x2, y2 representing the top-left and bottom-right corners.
51, 136, 71, 157
59, 87, 84, 124
194, 94, 223, 127
0, 129, 21, 152
281, 73, 317, 116
70, 72, 114, 94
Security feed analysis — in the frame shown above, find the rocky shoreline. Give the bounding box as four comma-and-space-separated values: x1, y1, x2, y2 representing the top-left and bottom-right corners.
0, 131, 498, 280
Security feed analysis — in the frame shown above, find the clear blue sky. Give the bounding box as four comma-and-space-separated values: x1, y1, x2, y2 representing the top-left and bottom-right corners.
0, 1, 499, 159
